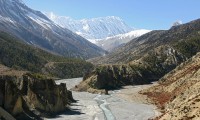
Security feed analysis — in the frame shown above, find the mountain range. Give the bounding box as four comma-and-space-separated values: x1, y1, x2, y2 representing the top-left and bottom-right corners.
0, 0, 106, 59
45, 12, 133, 40
45, 12, 150, 50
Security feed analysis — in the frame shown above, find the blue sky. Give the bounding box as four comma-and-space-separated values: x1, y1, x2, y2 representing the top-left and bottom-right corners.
22, 0, 200, 30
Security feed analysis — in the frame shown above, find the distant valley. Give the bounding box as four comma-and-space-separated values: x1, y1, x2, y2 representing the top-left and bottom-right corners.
75, 18, 200, 119
0, 0, 200, 120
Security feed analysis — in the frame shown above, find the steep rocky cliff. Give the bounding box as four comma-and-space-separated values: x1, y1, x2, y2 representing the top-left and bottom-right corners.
142, 52, 200, 119
73, 65, 149, 93
0, 70, 74, 120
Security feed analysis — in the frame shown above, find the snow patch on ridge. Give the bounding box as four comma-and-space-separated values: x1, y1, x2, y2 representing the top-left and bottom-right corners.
27, 13, 52, 29
0, 15, 16, 24
95, 29, 151, 51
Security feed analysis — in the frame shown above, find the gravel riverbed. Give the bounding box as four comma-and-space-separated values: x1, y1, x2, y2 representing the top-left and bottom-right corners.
46, 78, 160, 120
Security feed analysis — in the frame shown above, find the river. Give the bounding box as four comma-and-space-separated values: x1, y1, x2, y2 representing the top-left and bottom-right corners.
46, 78, 160, 120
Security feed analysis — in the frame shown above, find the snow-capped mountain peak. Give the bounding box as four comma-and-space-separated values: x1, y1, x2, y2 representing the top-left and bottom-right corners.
45, 12, 133, 40
44, 12, 151, 51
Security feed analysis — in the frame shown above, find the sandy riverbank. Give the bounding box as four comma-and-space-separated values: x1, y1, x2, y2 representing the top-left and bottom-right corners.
46, 78, 161, 120
111, 84, 161, 119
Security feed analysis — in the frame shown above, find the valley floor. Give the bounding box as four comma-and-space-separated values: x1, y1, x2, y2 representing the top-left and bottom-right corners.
45, 78, 161, 120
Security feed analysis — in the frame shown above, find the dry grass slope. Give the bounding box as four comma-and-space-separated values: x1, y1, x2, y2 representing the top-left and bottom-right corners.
142, 52, 200, 119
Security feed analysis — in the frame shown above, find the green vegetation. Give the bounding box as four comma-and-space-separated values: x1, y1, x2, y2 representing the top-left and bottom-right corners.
0, 32, 46, 72
131, 32, 200, 83
83, 33, 200, 90
25, 73, 48, 80
0, 31, 93, 78
174, 36, 200, 58
45, 62, 93, 78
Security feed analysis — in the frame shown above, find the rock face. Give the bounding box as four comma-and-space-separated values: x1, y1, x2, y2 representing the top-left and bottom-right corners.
142, 52, 200, 119
74, 65, 150, 93
0, 73, 74, 119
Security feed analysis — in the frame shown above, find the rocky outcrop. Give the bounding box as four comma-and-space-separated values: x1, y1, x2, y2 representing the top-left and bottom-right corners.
74, 45, 186, 93
73, 64, 150, 93
142, 52, 200, 119
0, 73, 75, 120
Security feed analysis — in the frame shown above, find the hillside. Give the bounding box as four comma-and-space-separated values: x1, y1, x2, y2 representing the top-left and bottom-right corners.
0, 0, 106, 59
75, 18, 200, 93
0, 31, 93, 78
89, 18, 200, 64
142, 52, 200, 119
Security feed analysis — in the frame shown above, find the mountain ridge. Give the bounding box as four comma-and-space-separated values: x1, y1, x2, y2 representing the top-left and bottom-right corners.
0, 0, 106, 59
95, 29, 151, 51
89, 18, 200, 64
45, 12, 133, 40
45, 12, 151, 50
